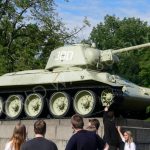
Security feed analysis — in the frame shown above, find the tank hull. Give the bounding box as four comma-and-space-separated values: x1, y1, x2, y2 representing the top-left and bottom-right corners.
0, 69, 150, 120
0, 69, 120, 86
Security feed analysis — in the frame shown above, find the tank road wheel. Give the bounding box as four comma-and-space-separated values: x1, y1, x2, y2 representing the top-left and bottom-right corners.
0, 97, 4, 118
73, 90, 96, 117
24, 93, 44, 118
100, 89, 114, 106
5, 95, 23, 119
49, 92, 70, 118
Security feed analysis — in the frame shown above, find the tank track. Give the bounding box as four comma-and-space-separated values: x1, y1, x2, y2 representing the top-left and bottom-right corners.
0, 84, 123, 120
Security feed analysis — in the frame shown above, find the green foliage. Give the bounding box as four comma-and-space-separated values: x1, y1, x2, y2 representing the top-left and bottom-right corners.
0, 0, 68, 74
90, 15, 150, 87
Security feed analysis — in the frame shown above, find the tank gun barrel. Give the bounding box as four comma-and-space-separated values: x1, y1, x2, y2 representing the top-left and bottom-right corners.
113, 43, 150, 54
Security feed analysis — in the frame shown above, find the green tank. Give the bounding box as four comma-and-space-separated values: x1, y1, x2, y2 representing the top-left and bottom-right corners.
0, 43, 150, 120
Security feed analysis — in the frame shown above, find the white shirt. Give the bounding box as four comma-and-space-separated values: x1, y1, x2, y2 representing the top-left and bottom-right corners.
122, 138, 136, 150
124, 142, 136, 150
4, 141, 15, 150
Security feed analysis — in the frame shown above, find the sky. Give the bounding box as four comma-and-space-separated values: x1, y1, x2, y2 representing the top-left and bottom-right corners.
55, 0, 150, 41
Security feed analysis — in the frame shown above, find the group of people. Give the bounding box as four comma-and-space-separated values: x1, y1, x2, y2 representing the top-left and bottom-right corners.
4, 120, 57, 150
4, 107, 136, 150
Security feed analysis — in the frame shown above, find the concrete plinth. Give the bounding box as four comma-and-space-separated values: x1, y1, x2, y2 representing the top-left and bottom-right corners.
0, 118, 150, 150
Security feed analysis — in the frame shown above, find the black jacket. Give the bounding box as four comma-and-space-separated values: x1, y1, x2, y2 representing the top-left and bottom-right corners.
103, 111, 120, 147
65, 130, 105, 150
21, 137, 58, 150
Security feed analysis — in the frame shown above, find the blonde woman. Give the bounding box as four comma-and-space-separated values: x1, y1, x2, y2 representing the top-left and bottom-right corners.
117, 126, 136, 150
4, 123, 26, 150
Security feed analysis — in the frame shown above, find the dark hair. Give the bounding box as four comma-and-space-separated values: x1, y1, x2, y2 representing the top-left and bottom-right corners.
89, 119, 100, 130
107, 111, 114, 119
71, 114, 84, 129
10, 123, 26, 150
34, 120, 46, 135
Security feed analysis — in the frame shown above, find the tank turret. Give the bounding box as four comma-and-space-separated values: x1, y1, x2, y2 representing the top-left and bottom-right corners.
45, 43, 150, 71
0, 43, 150, 120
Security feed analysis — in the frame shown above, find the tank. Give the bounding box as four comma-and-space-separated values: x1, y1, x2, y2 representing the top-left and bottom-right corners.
0, 43, 150, 120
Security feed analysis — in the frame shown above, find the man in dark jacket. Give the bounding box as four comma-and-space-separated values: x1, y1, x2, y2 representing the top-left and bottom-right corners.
21, 120, 58, 150
65, 114, 107, 150
103, 107, 120, 150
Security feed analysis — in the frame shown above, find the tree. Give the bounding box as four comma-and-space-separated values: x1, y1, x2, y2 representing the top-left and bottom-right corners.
90, 15, 150, 87
0, 0, 69, 74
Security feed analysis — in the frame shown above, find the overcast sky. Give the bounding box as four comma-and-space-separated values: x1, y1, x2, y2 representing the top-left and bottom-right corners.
55, 0, 150, 41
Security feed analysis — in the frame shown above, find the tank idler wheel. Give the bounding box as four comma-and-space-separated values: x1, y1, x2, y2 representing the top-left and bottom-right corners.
100, 89, 114, 106
49, 92, 70, 118
0, 97, 4, 118
5, 95, 23, 119
73, 90, 96, 117
24, 93, 44, 118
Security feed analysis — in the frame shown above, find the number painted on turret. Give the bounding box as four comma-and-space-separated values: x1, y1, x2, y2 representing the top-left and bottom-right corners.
55, 51, 74, 61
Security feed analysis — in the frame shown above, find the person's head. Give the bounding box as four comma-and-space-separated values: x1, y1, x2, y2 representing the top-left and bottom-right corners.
123, 131, 133, 143
34, 120, 46, 136
86, 125, 97, 133
107, 110, 114, 119
11, 123, 26, 150
88, 119, 100, 130
71, 114, 84, 130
